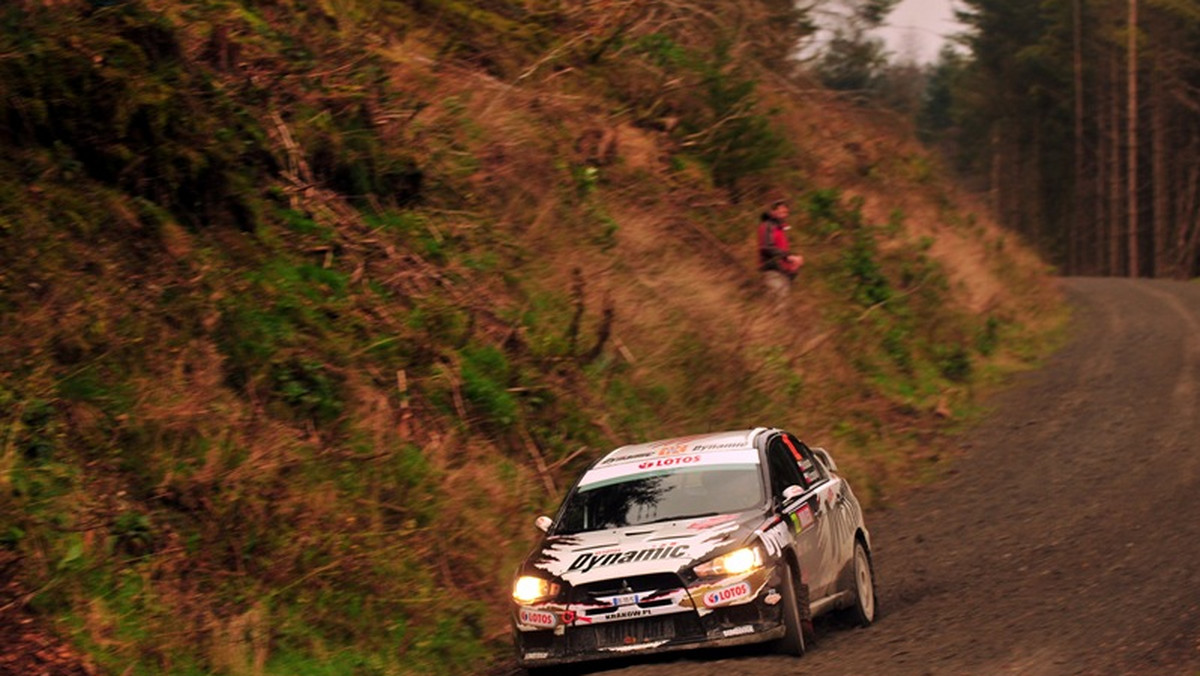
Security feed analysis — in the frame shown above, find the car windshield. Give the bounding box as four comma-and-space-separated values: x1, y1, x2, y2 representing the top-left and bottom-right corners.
555, 467, 764, 535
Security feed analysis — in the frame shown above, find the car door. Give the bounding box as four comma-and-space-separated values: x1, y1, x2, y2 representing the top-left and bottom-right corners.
764, 435, 827, 595
792, 437, 858, 590
780, 434, 852, 596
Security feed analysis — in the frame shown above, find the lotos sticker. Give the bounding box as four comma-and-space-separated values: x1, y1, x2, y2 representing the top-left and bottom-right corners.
703, 581, 753, 608
518, 608, 558, 629
637, 455, 700, 470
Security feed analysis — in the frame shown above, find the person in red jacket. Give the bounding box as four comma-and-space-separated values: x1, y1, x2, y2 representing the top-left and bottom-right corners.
757, 200, 804, 299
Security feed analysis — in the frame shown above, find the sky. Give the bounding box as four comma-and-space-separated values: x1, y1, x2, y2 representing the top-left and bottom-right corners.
873, 0, 967, 64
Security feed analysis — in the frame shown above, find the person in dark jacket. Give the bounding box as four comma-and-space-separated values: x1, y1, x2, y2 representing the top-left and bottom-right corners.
757, 200, 804, 299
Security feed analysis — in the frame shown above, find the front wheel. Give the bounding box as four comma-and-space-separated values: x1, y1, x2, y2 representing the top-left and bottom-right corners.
772, 566, 808, 656
846, 539, 876, 627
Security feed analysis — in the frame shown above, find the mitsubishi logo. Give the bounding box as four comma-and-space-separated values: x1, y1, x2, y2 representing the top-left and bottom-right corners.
618, 579, 633, 595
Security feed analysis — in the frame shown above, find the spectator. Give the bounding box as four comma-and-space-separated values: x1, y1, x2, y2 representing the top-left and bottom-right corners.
757, 200, 804, 299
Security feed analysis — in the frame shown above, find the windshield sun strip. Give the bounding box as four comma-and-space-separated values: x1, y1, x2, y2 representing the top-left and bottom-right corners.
576, 463, 761, 492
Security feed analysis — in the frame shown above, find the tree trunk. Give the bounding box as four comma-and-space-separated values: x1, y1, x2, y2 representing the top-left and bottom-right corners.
1073, 0, 1086, 275
1031, 120, 1043, 251
1095, 60, 1109, 275
1177, 156, 1200, 276
1109, 51, 1123, 276
1151, 61, 1168, 278
991, 129, 1003, 224
1126, 0, 1139, 277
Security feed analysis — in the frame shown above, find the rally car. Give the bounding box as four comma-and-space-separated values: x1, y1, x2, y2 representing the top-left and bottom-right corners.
510, 427, 876, 670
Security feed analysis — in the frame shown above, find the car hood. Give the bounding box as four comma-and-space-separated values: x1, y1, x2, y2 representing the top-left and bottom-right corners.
526, 511, 763, 586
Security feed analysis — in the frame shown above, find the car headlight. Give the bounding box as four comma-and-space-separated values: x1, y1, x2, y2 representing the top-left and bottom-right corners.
693, 546, 764, 577
513, 576, 560, 604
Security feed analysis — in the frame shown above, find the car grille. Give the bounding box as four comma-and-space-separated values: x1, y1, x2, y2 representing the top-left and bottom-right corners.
568, 613, 705, 651
570, 573, 683, 603
565, 573, 703, 651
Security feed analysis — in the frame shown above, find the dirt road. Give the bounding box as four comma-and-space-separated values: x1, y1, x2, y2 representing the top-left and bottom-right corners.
588, 278, 1200, 675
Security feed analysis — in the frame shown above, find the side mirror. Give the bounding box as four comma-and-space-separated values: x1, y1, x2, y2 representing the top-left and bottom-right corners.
812, 447, 838, 472
781, 485, 805, 502
535, 516, 553, 533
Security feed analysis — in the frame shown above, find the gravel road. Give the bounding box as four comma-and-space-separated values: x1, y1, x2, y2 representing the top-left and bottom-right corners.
560, 277, 1200, 676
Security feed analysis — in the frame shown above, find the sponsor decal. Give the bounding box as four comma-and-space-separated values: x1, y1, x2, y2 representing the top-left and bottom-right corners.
704, 581, 752, 608
637, 455, 700, 470
796, 504, 814, 530
518, 608, 558, 629
688, 513, 739, 530
764, 591, 781, 606
579, 448, 759, 489
604, 608, 651, 621
722, 624, 755, 637
654, 443, 690, 456
691, 442, 746, 452
599, 450, 655, 465
568, 544, 690, 573
758, 521, 790, 557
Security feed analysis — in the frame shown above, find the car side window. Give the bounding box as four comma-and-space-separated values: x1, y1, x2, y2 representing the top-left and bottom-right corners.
787, 435, 826, 486
766, 437, 807, 499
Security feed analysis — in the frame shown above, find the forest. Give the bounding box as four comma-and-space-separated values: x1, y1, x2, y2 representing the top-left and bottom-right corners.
905, 0, 1200, 277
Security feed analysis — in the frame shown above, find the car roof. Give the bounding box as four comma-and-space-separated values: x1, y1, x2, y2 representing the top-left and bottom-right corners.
597, 428, 771, 466
573, 428, 773, 491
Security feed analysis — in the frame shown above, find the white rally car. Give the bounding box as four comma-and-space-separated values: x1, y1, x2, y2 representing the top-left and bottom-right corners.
510, 428, 876, 670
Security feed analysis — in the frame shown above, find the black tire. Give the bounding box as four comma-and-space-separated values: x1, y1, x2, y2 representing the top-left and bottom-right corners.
845, 539, 877, 627
773, 565, 808, 656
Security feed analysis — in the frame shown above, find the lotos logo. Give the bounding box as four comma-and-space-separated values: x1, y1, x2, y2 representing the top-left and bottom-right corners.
637, 456, 700, 470
519, 608, 558, 628
703, 581, 752, 608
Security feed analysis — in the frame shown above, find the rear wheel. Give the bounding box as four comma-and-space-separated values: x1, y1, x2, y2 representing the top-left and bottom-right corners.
773, 565, 808, 656
846, 539, 876, 626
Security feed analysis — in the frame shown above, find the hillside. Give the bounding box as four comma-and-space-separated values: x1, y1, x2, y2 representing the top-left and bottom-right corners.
0, 2, 1060, 675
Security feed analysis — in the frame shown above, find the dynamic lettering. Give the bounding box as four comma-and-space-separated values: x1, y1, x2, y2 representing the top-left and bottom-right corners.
568, 544, 689, 573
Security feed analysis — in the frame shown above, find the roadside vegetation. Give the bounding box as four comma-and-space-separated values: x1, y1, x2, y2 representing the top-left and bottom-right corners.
0, 1, 1061, 674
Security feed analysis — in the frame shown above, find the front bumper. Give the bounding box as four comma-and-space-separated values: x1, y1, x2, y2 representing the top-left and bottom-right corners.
513, 565, 788, 667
